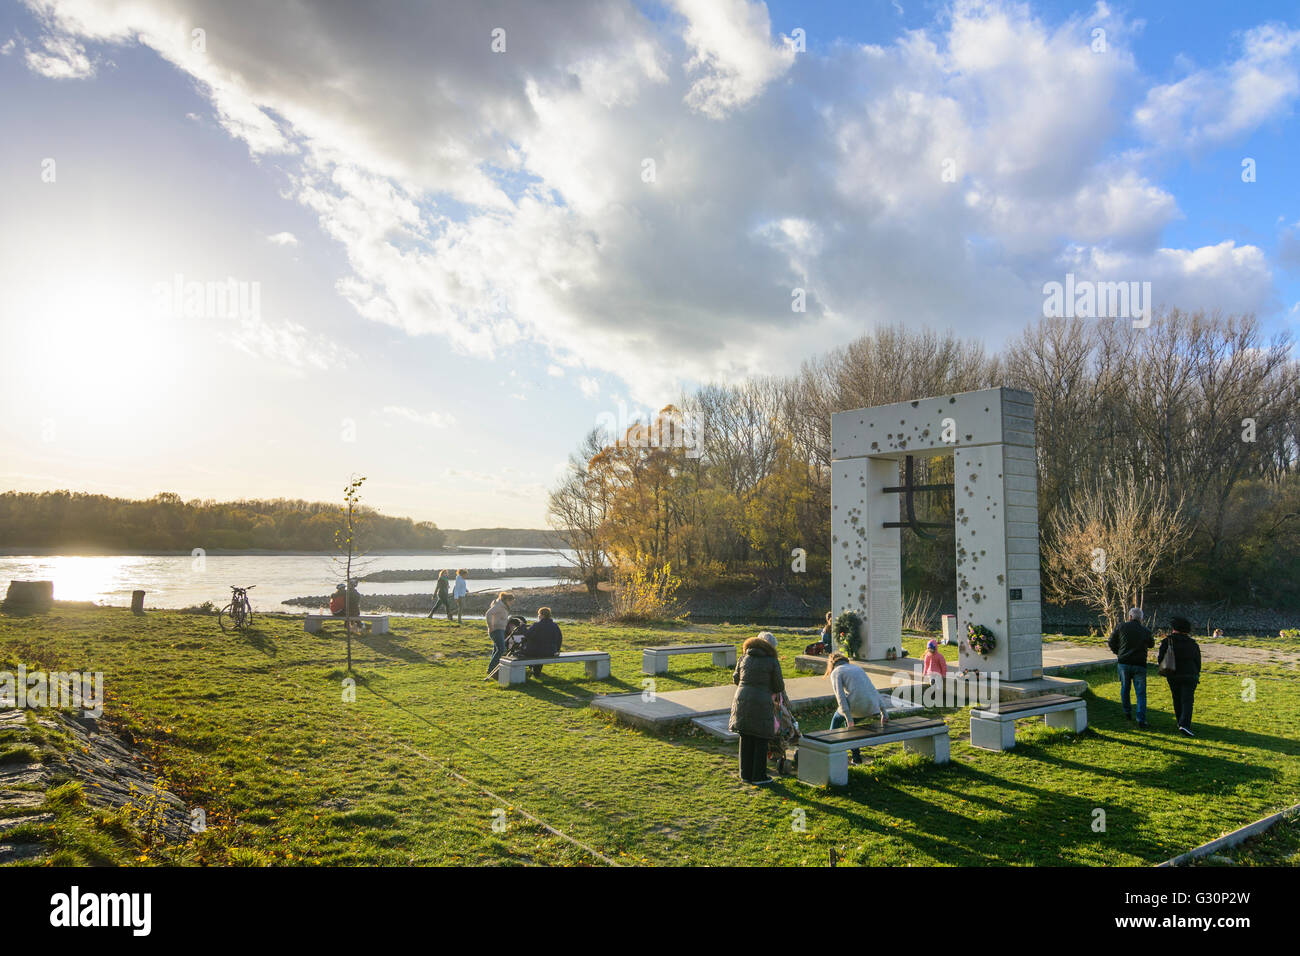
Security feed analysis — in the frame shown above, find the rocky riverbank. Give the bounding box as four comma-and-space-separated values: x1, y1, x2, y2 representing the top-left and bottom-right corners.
359, 565, 567, 583
281, 586, 1300, 635
0, 708, 190, 863
283, 582, 820, 622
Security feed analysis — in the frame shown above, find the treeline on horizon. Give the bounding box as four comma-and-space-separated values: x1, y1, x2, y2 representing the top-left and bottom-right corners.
0, 492, 448, 553
549, 311, 1300, 609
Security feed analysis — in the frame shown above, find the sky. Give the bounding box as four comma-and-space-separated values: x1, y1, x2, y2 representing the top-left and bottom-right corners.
1, 0, 1298, 528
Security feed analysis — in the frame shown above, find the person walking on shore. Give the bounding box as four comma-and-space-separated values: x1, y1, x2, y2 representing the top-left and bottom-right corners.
452, 569, 469, 623
1158, 616, 1202, 737
1108, 607, 1154, 728
483, 591, 513, 680
729, 632, 785, 785
428, 570, 453, 620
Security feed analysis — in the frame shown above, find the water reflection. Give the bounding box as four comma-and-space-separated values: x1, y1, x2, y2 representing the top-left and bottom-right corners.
0, 550, 572, 615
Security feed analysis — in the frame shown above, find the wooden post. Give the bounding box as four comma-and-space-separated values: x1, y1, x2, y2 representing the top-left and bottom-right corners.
131, 590, 146, 614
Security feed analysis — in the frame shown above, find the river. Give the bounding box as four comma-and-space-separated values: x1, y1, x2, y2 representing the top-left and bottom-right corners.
0, 548, 574, 615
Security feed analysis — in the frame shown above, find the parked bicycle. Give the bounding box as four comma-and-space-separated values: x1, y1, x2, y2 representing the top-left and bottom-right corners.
218, 585, 255, 632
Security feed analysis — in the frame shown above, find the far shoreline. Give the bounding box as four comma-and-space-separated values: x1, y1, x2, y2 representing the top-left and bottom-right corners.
0, 546, 565, 558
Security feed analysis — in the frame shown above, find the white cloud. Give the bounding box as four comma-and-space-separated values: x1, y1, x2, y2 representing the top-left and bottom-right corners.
231, 315, 351, 373
672, 0, 796, 118
266, 231, 299, 247
383, 406, 456, 428
578, 375, 600, 398
546, 363, 564, 377
442, 467, 548, 500
24, 32, 94, 78
22, 0, 1283, 405
1135, 23, 1300, 149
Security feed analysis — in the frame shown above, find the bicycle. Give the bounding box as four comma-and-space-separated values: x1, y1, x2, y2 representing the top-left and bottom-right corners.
218, 585, 256, 632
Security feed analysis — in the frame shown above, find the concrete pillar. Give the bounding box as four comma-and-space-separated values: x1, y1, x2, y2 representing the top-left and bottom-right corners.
831, 457, 901, 659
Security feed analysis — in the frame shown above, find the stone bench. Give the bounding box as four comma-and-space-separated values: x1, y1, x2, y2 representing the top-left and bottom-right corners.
303, 614, 390, 635
969, 693, 1086, 751
497, 651, 611, 686
797, 716, 950, 786
642, 643, 737, 674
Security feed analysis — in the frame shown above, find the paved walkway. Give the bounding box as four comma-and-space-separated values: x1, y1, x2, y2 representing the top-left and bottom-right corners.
591, 642, 1109, 734
590, 671, 909, 733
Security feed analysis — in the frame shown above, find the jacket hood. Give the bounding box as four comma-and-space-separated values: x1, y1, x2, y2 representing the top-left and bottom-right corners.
743, 635, 777, 656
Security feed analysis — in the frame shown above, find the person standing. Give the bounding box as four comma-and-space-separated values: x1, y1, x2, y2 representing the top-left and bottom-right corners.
1158, 616, 1202, 737
729, 632, 785, 785
1108, 607, 1154, 729
921, 639, 948, 679
428, 570, 453, 620
825, 653, 887, 765
819, 612, 834, 653
483, 591, 513, 680
452, 569, 469, 623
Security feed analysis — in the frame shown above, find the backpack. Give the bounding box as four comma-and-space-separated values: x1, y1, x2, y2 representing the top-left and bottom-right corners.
1158, 639, 1177, 676
804, 641, 827, 656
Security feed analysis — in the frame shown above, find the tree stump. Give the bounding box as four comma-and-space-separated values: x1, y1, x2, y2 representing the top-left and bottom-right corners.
131, 590, 146, 615
3, 580, 54, 613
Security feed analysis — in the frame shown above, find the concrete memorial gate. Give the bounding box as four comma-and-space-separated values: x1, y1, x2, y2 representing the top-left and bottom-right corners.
831, 387, 1043, 681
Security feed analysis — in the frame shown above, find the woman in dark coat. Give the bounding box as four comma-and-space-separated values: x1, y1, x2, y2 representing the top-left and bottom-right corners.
1158, 615, 1202, 737
729, 632, 785, 784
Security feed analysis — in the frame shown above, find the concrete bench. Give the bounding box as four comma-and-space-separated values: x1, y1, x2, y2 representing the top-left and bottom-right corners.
303, 614, 390, 635
797, 716, 950, 786
642, 643, 737, 674
969, 693, 1087, 751
497, 650, 611, 686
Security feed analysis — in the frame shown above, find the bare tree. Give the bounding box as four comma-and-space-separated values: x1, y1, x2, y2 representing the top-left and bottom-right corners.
1043, 475, 1192, 632
547, 430, 611, 596
332, 474, 374, 672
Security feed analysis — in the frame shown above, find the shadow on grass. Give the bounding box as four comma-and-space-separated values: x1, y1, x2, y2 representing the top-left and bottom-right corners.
508, 673, 638, 708
1084, 692, 1299, 760
311, 623, 441, 667
225, 627, 277, 657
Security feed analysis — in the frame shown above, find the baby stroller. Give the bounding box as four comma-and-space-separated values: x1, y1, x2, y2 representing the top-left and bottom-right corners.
769, 692, 801, 775
487, 616, 531, 681
501, 615, 529, 658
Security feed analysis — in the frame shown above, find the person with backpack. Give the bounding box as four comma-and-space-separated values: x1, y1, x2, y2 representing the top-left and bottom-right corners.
1108, 607, 1154, 728
1158, 616, 1202, 737
729, 632, 786, 785
428, 570, 453, 620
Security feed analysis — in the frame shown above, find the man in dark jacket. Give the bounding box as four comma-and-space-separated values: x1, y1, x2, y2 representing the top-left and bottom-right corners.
1158, 616, 1202, 737
520, 607, 562, 677
1108, 607, 1154, 728
729, 633, 785, 785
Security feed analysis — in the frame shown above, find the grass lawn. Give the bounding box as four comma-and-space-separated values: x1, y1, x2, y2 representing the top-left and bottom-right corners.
1193, 812, 1300, 866
2, 607, 1298, 866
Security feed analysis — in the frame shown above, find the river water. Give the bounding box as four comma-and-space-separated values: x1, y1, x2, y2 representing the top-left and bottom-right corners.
0, 548, 573, 615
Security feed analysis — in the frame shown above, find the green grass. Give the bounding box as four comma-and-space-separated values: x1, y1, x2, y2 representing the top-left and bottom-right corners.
1, 607, 1297, 866
1193, 813, 1300, 866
